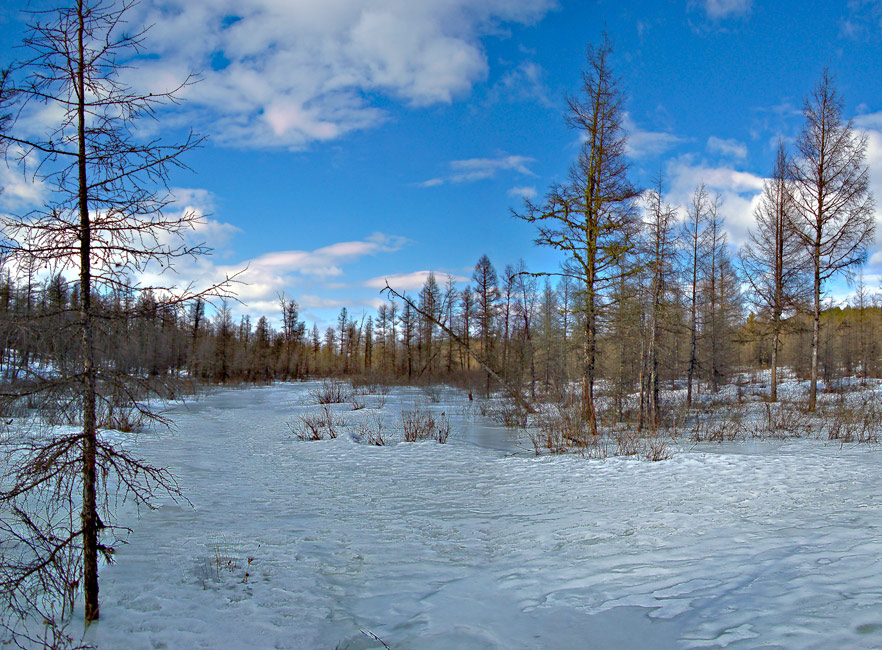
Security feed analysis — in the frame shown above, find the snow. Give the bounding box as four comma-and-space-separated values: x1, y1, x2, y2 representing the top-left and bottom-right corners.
57, 382, 882, 648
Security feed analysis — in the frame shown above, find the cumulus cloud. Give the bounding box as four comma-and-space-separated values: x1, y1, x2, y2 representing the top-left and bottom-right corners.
665, 155, 765, 245
859, 128, 882, 276
707, 136, 748, 159
418, 154, 535, 187
126, 0, 556, 149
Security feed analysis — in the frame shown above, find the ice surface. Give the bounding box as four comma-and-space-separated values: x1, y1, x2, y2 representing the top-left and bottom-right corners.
71, 382, 882, 649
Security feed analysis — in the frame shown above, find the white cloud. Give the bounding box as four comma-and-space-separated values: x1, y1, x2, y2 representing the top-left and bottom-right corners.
488, 60, 552, 106
363, 270, 469, 291
300, 294, 351, 310
0, 163, 46, 211
860, 128, 882, 278
855, 110, 882, 131
135, 230, 409, 317
706, 136, 748, 159
127, 0, 556, 149
623, 113, 684, 160
419, 154, 535, 186
697, 0, 752, 19
665, 155, 765, 246
509, 186, 537, 200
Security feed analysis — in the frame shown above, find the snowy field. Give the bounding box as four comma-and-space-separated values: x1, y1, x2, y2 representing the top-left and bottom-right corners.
76, 382, 882, 649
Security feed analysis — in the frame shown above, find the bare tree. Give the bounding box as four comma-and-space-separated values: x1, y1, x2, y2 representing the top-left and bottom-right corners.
472, 255, 499, 397
641, 174, 679, 427
789, 70, 875, 411
516, 35, 640, 434
683, 184, 709, 407
740, 142, 807, 401
0, 0, 233, 638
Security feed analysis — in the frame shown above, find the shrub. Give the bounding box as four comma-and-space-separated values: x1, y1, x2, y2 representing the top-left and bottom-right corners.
354, 412, 387, 446
292, 405, 342, 440
310, 379, 350, 405
400, 404, 450, 443
645, 433, 670, 461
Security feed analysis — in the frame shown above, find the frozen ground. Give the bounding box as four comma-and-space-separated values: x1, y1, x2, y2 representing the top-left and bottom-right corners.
75, 382, 882, 649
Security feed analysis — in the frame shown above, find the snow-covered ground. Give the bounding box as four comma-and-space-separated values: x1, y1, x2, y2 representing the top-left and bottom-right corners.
76, 382, 882, 649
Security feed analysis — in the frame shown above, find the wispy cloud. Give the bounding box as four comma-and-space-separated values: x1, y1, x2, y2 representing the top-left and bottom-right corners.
706, 136, 748, 159
508, 186, 537, 200
137, 230, 409, 312
418, 154, 535, 187
487, 61, 553, 107
623, 113, 684, 160
840, 0, 882, 39
693, 0, 752, 19
364, 270, 468, 291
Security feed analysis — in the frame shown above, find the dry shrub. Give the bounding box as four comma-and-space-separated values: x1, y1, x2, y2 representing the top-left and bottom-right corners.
481, 399, 528, 428
615, 430, 640, 456
400, 404, 450, 443
354, 412, 387, 446
535, 402, 593, 447
525, 427, 567, 455
645, 433, 670, 461
292, 405, 342, 440
97, 403, 147, 433
749, 402, 810, 439
310, 379, 350, 405
348, 393, 366, 411
822, 399, 880, 444
689, 408, 742, 442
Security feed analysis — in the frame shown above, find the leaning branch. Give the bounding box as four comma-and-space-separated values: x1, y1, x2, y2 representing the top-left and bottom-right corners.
382, 281, 536, 414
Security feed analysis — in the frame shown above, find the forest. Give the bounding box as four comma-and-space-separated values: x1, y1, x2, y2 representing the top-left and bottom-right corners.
0, 0, 881, 648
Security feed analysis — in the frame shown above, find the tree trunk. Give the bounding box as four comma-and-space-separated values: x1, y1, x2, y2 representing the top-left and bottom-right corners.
809, 254, 821, 411
77, 0, 99, 623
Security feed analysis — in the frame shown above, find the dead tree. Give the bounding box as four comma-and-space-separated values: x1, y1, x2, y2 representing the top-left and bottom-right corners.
788, 70, 875, 411
0, 0, 234, 641
739, 142, 808, 401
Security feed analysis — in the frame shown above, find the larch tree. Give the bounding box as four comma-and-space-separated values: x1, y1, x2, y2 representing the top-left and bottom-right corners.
472, 254, 499, 397
788, 70, 875, 411
516, 35, 640, 434
0, 0, 233, 638
641, 174, 679, 427
702, 193, 727, 392
740, 142, 807, 402
458, 285, 474, 371
683, 183, 710, 408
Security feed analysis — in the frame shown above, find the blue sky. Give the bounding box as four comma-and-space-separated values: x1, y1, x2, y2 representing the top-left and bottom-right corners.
2, 0, 882, 327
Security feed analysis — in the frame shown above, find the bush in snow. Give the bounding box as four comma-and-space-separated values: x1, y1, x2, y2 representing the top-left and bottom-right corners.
310, 379, 350, 405
292, 405, 343, 440
400, 404, 450, 443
